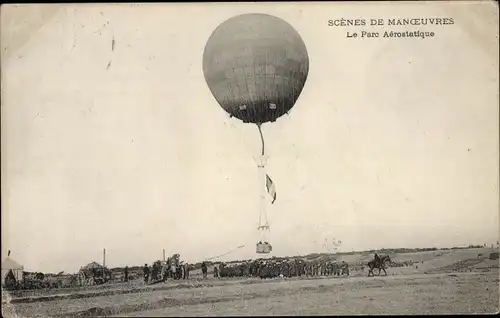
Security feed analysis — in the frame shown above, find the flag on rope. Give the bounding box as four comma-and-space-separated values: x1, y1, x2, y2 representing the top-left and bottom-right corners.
266, 174, 277, 204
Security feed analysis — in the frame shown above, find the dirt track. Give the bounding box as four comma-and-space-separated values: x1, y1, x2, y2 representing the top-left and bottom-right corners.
4, 270, 499, 317
126, 271, 500, 316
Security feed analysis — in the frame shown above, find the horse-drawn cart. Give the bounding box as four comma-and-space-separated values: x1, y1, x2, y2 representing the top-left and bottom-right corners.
78, 262, 112, 286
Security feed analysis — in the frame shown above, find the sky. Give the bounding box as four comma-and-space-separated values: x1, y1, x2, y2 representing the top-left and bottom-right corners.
1, 2, 499, 273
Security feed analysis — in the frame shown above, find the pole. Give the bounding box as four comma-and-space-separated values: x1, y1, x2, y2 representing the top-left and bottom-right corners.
163, 249, 166, 262
103, 248, 106, 267
256, 124, 270, 248
257, 156, 269, 232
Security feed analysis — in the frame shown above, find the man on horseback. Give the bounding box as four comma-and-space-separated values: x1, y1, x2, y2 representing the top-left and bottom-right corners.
368, 253, 391, 277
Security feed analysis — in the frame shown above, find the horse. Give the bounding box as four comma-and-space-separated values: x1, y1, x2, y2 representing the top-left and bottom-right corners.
367, 255, 392, 276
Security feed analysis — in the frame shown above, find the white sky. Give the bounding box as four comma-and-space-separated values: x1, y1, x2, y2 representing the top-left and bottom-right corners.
1, 2, 499, 273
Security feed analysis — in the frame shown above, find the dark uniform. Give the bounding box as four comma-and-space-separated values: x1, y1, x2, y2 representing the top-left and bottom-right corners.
124, 266, 129, 282
143, 264, 150, 283
201, 262, 208, 279
184, 263, 190, 279
341, 261, 349, 276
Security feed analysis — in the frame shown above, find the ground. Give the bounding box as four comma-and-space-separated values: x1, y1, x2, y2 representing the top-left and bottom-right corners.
2, 247, 499, 317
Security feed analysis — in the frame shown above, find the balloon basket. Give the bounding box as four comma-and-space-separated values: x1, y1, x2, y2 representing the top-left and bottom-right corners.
256, 242, 272, 254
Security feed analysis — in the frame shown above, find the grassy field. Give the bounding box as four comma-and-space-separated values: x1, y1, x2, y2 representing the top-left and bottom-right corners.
2, 247, 499, 317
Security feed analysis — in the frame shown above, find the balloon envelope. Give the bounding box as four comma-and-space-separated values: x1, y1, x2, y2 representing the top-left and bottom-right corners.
203, 13, 309, 124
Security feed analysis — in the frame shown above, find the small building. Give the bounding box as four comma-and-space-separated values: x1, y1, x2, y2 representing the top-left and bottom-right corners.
1, 257, 24, 285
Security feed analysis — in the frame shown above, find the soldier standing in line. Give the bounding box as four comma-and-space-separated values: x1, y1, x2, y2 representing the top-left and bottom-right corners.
201, 262, 208, 279
180, 262, 186, 279
143, 264, 150, 284
341, 261, 349, 276
124, 266, 129, 282
161, 263, 168, 282
184, 263, 190, 279
213, 265, 219, 278
248, 262, 254, 277
219, 263, 225, 278
170, 260, 177, 279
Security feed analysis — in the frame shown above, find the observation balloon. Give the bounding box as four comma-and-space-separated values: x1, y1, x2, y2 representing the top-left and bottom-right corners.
203, 13, 309, 124
202, 14, 310, 256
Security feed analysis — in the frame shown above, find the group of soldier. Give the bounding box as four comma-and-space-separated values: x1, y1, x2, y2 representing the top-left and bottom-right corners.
138, 258, 350, 283
133, 252, 402, 284
213, 258, 350, 279
142, 259, 191, 284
